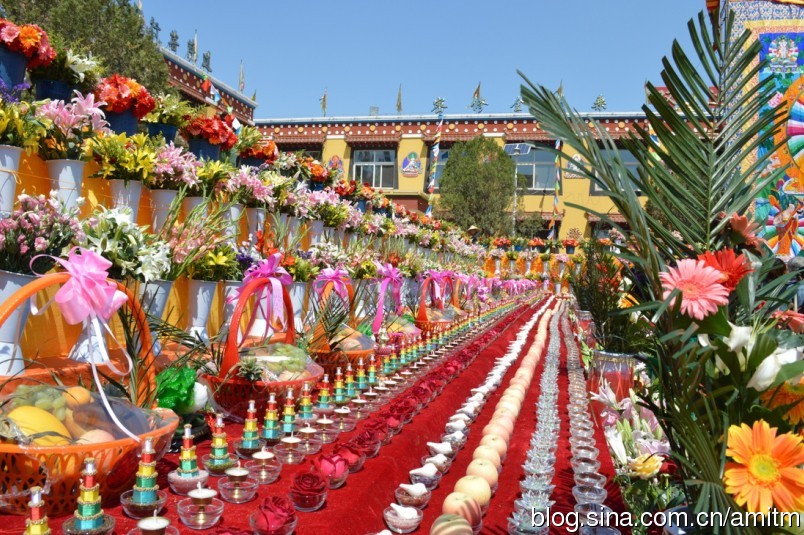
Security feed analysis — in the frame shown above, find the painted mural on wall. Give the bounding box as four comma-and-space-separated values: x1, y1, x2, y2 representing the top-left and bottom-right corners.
729, 0, 804, 255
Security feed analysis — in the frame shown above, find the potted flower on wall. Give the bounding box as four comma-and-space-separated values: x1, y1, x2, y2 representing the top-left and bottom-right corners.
94, 74, 155, 135
235, 125, 279, 167
217, 165, 275, 241
562, 237, 579, 255
142, 92, 194, 142
85, 132, 155, 222
0, 99, 47, 213
146, 141, 202, 231
0, 18, 55, 90
528, 237, 545, 253
0, 192, 81, 375
36, 91, 109, 209
190, 159, 234, 216
182, 110, 237, 161
185, 243, 239, 346
29, 36, 102, 101
563, 227, 582, 254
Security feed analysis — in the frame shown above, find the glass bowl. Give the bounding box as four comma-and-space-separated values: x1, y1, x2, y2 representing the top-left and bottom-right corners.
120, 489, 167, 518
420, 455, 451, 473
326, 471, 349, 489
249, 512, 298, 535
395, 486, 432, 509
167, 470, 210, 496
574, 471, 607, 488
125, 527, 179, 535
289, 488, 327, 512
273, 443, 306, 465
383, 506, 423, 534
570, 457, 601, 473
200, 454, 235, 476
218, 477, 259, 503
245, 458, 283, 485
580, 528, 621, 535
409, 469, 442, 490
571, 446, 599, 460
574, 503, 614, 526
572, 485, 608, 505
176, 497, 225, 530
234, 438, 267, 459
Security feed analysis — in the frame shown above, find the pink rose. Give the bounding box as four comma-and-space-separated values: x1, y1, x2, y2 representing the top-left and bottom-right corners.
314, 453, 349, 479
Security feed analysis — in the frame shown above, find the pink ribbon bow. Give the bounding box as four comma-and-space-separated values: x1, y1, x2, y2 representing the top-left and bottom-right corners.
373, 262, 402, 334
49, 247, 128, 325
229, 253, 292, 334
426, 269, 453, 307
314, 267, 351, 304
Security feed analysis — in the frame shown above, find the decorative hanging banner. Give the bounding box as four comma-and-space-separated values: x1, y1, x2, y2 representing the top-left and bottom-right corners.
547, 139, 562, 240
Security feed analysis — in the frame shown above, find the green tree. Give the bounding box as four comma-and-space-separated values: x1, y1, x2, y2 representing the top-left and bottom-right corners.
436, 136, 516, 235
1, 0, 170, 94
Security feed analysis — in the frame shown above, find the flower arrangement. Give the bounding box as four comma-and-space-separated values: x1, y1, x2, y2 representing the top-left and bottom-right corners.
539, 252, 552, 261
218, 165, 274, 207
491, 237, 510, 248
196, 159, 235, 194
29, 43, 103, 93
488, 247, 505, 259
0, 191, 82, 275
94, 74, 155, 119
78, 207, 170, 282
554, 253, 569, 264
285, 250, 319, 283
148, 142, 202, 190
528, 237, 545, 248
0, 18, 55, 69
36, 91, 109, 160
305, 158, 331, 185
608, 227, 625, 244
333, 178, 356, 199
85, 132, 155, 183
185, 243, 239, 281
504, 250, 519, 261
235, 125, 279, 164
561, 238, 579, 248
182, 112, 237, 150
0, 99, 48, 152
143, 93, 195, 128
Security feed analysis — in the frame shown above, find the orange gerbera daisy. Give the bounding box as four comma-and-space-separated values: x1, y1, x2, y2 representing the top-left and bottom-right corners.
723, 420, 804, 513
762, 377, 804, 425
698, 249, 753, 291
729, 213, 764, 248
16, 25, 41, 54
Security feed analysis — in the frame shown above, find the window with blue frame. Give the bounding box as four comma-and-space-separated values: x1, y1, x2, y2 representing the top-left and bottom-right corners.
352, 149, 397, 189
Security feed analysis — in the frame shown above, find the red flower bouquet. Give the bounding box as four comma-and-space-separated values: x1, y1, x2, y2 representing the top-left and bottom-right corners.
183, 113, 238, 150
493, 237, 512, 248
334, 178, 357, 198
240, 139, 279, 163
95, 74, 155, 119
304, 158, 329, 184
528, 237, 545, 247
562, 238, 579, 248
0, 19, 55, 69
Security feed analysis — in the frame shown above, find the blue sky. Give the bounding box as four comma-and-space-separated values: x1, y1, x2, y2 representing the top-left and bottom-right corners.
142, 0, 703, 119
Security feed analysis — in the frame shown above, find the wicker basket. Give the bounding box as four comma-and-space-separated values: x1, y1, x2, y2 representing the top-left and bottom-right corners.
203, 277, 323, 421
309, 280, 376, 377
414, 275, 456, 336
0, 273, 179, 516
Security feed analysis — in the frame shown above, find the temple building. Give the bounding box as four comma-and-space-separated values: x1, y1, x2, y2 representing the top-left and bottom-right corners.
255, 112, 646, 240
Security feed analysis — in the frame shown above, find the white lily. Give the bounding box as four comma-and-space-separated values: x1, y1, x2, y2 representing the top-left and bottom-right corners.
747, 346, 802, 391
605, 426, 628, 467
725, 322, 754, 370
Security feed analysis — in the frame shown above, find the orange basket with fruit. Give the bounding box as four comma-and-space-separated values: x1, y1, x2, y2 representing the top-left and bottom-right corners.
0, 272, 179, 516
415, 275, 464, 335
203, 276, 324, 421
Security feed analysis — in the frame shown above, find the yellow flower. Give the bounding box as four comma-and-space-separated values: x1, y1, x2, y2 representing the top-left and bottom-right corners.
206, 250, 229, 268
627, 453, 662, 479
724, 420, 804, 513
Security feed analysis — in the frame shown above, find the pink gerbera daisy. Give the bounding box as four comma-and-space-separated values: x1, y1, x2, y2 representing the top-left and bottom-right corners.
660, 259, 730, 320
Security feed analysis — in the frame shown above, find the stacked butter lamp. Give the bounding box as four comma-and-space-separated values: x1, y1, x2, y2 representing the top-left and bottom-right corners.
235, 400, 265, 458
202, 414, 235, 476
24, 487, 50, 535
261, 392, 282, 444
168, 424, 210, 495
121, 437, 167, 517
62, 458, 115, 535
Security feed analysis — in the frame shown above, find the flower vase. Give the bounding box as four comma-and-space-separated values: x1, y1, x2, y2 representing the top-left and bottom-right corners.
184, 195, 207, 218
0, 270, 35, 376
0, 47, 27, 89
574, 263, 581, 277
333, 228, 345, 248
187, 279, 217, 346
591, 350, 635, 403
287, 215, 300, 243
356, 199, 367, 213
225, 203, 244, 242
34, 79, 75, 101
0, 145, 23, 214
288, 282, 308, 332
137, 279, 172, 356
323, 225, 337, 244
46, 159, 85, 210
558, 261, 565, 278
188, 137, 221, 160
309, 181, 325, 191
246, 207, 266, 236
150, 189, 178, 231
220, 280, 242, 341
146, 123, 179, 142
308, 220, 324, 246
108, 179, 143, 222
495, 259, 501, 275
566, 246, 576, 255
554, 282, 561, 295
105, 109, 138, 136
542, 262, 550, 276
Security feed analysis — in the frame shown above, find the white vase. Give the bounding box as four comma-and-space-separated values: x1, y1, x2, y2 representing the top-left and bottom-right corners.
308, 220, 324, 246
554, 282, 562, 295
287, 215, 300, 243
543, 263, 550, 276
246, 207, 266, 236
0, 270, 34, 376
137, 279, 173, 356
150, 189, 178, 231
558, 261, 566, 277
0, 145, 22, 214
334, 228, 345, 248
108, 179, 143, 222
323, 225, 337, 244
288, 281, 308, 332
495, 259, 501, 275
225, 203, 243, 242
187, 279, 217, 346
183, 195, 206, 217
46, 159, 85, 210
220, 280, 242, 341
